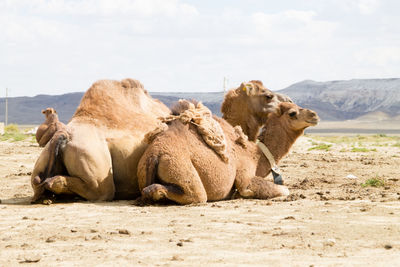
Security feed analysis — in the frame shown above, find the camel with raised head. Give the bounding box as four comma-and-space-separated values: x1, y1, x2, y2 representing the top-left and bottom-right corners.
137, 102, 319, 204
36, 108, 67, 147
30, 78, 170, 202
221, 80, 292, 141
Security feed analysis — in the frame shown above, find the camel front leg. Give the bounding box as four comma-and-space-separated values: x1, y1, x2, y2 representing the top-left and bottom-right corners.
235, 175, 289, 199
139, 155, 207, 205
32, 173, 115, 201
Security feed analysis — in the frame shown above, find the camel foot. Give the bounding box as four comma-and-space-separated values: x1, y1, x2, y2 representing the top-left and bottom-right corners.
44, 176, 65, 194
142, 184, 167, 202
278, 186, 290, 197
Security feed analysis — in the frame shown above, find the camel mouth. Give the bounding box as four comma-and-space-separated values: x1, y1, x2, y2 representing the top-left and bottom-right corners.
306, 118, 319, 125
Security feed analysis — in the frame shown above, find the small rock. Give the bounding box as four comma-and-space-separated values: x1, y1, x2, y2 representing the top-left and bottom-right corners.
71, 229, 77, 233
323, 238, 336, 247
118, 229, 131, 235
346, 174, 357, 179
176, 242, 183, 247
284, 216, 295, 220
21, 255, 41, 263
42, 199, 53, 205
46, 236, 56, 243
90, 229, 98, 233
92, 234, 102, 240
22, 216, 29, 220
171, 255, 183, 261
384, 244, 393, 250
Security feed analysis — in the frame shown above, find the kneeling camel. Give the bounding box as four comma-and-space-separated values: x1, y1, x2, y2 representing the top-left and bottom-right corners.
36, 108, 67, 147
137, 102, 319, 204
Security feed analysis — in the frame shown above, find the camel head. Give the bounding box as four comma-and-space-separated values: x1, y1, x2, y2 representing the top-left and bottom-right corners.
239, 80, 278, 116
42, 108, 57, 118
273, 102, 319, 131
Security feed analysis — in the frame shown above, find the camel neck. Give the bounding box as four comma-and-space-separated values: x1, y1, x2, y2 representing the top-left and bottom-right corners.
255, 116, 303, 175
46, 114, 58, 123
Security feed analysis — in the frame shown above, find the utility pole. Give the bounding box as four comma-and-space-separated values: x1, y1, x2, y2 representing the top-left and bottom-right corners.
223, 77, 227, 94
5, 88, 8, 126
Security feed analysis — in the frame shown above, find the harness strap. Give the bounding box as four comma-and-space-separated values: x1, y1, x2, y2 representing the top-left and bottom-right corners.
255, 140, 283, 185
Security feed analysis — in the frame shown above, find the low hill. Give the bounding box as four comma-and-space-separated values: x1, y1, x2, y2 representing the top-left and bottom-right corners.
0, 92, 224, 124
0, 78, 399, 124
279, 78, 400, 120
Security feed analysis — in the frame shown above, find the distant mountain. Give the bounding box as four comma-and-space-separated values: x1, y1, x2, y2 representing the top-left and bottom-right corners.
0, 93, 84, 124
279, 78, 400, 120
0, 91, 224, 124
0, 78, 399, 124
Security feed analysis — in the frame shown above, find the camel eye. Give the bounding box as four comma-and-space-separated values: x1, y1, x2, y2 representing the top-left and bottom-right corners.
289, 111, 297, 117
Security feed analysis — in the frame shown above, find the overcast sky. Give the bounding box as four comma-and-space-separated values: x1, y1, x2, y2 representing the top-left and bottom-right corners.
1, 0, 399, 97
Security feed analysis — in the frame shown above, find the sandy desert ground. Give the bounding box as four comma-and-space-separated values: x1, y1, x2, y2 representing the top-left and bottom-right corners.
1, 133, 400, 266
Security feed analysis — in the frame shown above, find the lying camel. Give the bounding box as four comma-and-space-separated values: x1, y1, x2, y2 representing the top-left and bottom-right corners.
31, 78, 170, 202
221, 80, 292, 141
35, 108, 67, 147
137, 102, 319, 204
30, 79, 288, 202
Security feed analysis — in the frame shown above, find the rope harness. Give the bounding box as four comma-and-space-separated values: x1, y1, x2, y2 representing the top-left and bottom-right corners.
161, 102, 229, 163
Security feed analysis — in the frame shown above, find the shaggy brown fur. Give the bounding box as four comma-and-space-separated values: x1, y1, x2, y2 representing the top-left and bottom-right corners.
161, 100, 229, 162
35, 108, 67, 147
221, 80, 292, 141
137, 102, 319, 205
30, 78, 171, 202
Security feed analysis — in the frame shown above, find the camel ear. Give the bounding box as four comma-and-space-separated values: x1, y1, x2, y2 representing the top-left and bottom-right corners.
41, 109, 45, 114
275, 103, 292, 116
239, 82, 254, 96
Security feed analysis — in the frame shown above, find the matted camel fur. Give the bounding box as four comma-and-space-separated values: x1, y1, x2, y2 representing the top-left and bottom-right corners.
30, 78, 171, 202
35, 108, 67, 147
158, 100, 229, 162
137, 102, 319, 205
221, 80, 292, 141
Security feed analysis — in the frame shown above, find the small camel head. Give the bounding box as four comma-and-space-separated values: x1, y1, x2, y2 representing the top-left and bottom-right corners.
274, 102, 319, 131
42, 108, 57, 118
239, 80, 279, 116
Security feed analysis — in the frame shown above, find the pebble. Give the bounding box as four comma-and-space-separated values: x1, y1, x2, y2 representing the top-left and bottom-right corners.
46, 236, 56, 243
384, 244, 393, 250
21, 255, 41, 263
118, 229, 131, 235
323, 238, 336, 247
346, 174, 357, 179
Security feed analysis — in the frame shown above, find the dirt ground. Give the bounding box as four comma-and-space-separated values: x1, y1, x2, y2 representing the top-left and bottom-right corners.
1, 135, 399, 266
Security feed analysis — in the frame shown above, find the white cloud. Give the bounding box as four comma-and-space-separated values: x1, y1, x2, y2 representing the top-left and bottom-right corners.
251, 10, 337, 45
0, 0, 198, 17
355, 46, 400, 66
0, 1, 399, 96
357, 0, 380, 14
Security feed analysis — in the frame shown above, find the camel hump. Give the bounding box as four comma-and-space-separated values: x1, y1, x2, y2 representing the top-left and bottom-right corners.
121, 78, 144, 89
171, 99, 199, 115
160, 100, 229, 163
